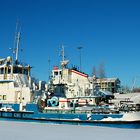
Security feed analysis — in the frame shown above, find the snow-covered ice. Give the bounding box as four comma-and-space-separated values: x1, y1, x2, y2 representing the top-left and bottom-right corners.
0, 120, 140, 140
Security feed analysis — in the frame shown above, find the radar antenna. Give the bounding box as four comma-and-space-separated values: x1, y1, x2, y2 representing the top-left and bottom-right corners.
60, 45, 69, 69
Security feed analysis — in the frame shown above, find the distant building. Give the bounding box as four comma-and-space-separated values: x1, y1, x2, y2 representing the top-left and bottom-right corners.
89, 76, 121, 93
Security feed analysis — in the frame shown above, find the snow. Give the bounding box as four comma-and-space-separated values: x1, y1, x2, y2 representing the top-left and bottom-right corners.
0, 120, 140, 140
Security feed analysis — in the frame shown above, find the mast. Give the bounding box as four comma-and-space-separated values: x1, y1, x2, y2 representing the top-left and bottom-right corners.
15, 31, 21, 62
9, 22, 21, 77
61, 45, 65, 62
60, 45, 69, 69
15, 22, 21, 63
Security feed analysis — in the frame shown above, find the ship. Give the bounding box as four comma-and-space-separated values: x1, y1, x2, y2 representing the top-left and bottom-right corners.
0, 24, 45, 110
0, 34, 140, 128
0, 94, 140, 129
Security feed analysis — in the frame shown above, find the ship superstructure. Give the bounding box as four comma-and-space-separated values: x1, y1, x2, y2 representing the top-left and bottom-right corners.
0, 25, 42, 107
0, 56, 33, 105
48, 46, 90, 98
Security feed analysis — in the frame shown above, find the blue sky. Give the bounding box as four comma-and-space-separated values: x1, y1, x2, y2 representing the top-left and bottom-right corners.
0, 0, 140, 87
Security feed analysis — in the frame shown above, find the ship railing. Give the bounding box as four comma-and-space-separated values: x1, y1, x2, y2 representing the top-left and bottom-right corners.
0, 101, 18, 104
43, 108, 91, 114
43, 108, 92, 114
0, 74, 13, 80
119, 102, 140, 112
43, 107, 119, 114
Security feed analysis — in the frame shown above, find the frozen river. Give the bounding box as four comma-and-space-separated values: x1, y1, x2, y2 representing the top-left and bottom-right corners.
0, 120, 140, 140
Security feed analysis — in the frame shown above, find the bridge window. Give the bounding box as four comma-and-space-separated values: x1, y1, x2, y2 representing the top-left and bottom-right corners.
0, 68, 4, 74
54, 71, 58, 76
8, 67, 11, 74
13, 67, 22, 74
3, 95, 6, 100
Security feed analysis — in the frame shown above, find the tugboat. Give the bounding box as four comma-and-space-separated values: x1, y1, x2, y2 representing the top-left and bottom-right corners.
0, 38, 140, 128
1, 91, 140, 129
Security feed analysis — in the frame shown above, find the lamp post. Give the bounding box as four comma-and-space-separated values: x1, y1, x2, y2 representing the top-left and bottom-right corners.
77, 46, 83, 71
48, 56, 51, 79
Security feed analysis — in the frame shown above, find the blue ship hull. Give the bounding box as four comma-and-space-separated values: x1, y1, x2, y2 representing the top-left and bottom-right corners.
0, 113, 140, 129
0, 103, 140, 129
0, 110, 140, 129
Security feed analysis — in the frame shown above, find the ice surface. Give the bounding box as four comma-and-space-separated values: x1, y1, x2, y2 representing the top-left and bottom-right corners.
0, 120, 140, 140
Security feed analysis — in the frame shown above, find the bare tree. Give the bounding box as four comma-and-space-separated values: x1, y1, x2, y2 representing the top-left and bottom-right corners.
98, 63, 106, 78
132, 88, 140, 93
92, 66, 97, 77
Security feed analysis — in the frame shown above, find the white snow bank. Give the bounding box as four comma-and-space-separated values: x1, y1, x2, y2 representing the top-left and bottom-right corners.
0, 120, 140, 140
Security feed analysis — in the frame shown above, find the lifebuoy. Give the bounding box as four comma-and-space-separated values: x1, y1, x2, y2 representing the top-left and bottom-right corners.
47, 96, 59, 107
